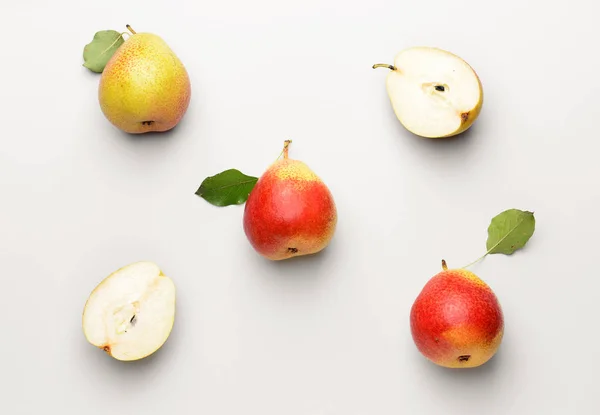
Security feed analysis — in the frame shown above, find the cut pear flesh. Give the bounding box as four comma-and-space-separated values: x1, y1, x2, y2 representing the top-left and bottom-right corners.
375, 47, 483, 138
82, 261, 176, 361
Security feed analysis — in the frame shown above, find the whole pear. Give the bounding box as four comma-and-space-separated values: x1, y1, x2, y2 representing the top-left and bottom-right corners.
98, 25, 191, 134
243, 141, 337, 261
410, 260, 504, 368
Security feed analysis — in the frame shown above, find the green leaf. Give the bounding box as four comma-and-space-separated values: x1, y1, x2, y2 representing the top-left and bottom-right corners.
195, 169, 258, 207
82, 30, 124, 73
486, 209, 535, 255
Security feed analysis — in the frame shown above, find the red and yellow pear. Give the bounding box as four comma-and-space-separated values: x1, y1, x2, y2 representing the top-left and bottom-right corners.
409, 260, 504, 368
243, 141, 337, 261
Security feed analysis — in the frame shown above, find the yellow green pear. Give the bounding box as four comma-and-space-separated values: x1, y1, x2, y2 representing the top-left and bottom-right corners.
98, 25, 191, 134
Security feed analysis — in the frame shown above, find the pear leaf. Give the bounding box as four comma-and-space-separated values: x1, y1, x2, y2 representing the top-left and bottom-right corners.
82, 30, 125, 73
195, 169, 258, 207
486, 209, 535, 255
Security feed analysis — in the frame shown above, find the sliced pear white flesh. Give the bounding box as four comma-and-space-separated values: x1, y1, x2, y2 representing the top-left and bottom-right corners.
82, 261, 176, 361
374, 46, 483, 138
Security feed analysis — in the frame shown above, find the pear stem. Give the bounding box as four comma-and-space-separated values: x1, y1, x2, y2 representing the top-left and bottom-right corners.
372, 63, 396, 71
126, 25, 136, 35
441, 259, 448, 270
283, 140, 292, 159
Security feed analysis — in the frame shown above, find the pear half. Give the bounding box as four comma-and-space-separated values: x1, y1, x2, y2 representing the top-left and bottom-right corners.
82, 261, 176, 361
374, 47, 483, 138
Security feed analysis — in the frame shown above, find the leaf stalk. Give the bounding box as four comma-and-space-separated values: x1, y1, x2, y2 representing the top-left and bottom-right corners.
460, 251, 490, 270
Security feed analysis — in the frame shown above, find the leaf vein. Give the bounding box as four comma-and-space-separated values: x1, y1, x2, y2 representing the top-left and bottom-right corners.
488, 217, 525, 254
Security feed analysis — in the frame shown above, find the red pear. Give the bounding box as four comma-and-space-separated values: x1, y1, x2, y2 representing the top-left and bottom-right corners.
243, 141, 337, 261
410, 260, 504, 368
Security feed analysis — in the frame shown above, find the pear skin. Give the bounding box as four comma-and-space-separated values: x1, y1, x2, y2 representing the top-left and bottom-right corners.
410, 261, 504, 368
243, 141, 337, 261
98, 26, 191, 134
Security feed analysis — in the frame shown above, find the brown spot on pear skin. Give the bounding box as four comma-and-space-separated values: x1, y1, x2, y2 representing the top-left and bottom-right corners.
458, 355, 471, 362
287, 247, 298, 254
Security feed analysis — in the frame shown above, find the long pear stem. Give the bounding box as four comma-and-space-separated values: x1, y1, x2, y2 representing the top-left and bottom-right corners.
274, 140, 293, 162
372, 63, 396, 70
283, 140, 292, 159
126, 25, 137, 35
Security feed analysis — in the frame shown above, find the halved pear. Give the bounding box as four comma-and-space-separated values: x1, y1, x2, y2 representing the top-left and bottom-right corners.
373, 46, 483, 138
82, 261, 176, 361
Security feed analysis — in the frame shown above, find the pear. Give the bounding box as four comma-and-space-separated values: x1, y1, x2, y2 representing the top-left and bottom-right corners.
409, 260, 504, 368
373, 46, 483, 138
82, 261, 176, 361
98, 25, 191, 134
243, 141, 337, 261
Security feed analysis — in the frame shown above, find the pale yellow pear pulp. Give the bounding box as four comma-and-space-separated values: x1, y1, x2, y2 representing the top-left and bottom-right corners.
98, 31, 191, 134
377, 47, 483, 138
82, 261, 176, 361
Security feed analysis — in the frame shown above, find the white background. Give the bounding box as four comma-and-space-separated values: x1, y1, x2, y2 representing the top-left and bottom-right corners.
1, 0, 598, 414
